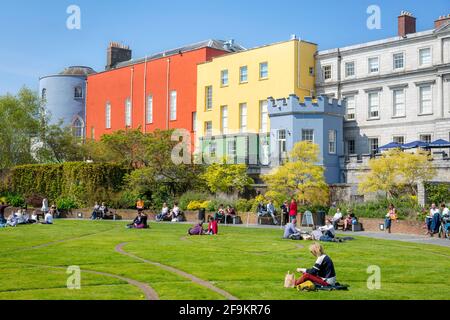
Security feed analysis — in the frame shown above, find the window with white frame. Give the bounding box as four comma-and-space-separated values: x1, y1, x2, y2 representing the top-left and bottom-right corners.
420, 134, 432, 144
146, 95, 153, 124
125, 98, 132, 127
221, 106, 228, 134
259, 62, 268, 79
302, 129, 314, 142
323, 65, 332, 80
328, 130, 336, 154
393, 136, 405, 144
345, 61, 355, 77
345, 95, 356, 120
239, 103, 247, 132
393, 53, 404, 70
369, 138, 379, 155
228, 139, 236, 159
393, 89, 405, 117
72, 117, 84, 138
209, 140, 216, 158
169, 91, 177, 120
205, 86, 213, 110
105, 102, 111, 129
204, 121, 212, 137
419, 85, 432, 114
240, 66, 248, 83
368, 57, 379, 73
368, 92, 380, 119
220, 70, 229, 86
277, 130, 287, 162
260, 100, 268, 133
419, 48, 431, 66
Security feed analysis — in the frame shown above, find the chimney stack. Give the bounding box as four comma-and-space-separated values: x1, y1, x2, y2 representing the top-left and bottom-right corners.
398, 11, 416, 37
434, 14, 450, 29
106, 42, 132, 70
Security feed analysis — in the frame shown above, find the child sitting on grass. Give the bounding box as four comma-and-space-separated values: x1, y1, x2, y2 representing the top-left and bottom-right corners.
206, 216, 218, 235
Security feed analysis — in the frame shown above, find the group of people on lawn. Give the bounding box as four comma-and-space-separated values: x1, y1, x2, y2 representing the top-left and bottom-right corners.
0, 198, 57, 228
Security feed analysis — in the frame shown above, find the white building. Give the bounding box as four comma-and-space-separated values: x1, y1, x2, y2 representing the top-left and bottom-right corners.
316, 12, 450, 157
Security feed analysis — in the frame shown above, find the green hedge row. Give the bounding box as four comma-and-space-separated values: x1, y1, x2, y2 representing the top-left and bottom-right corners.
1, 162, 129, 208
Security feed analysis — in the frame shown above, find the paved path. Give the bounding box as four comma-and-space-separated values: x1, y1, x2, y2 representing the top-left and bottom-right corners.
115, 242, 238, 300
344, 231, 450, 248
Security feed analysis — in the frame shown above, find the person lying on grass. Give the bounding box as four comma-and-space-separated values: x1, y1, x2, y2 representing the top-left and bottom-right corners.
188, 221, 205, 235
295, 242, 336, 287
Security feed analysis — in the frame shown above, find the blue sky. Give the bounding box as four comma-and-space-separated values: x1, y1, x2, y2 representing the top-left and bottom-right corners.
0, 0, 448, 95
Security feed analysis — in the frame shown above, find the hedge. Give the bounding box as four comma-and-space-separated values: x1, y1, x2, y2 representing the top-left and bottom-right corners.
1, 162, 129, 208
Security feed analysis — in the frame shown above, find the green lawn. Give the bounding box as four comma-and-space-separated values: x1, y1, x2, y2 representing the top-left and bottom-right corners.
0, 220, 448, 300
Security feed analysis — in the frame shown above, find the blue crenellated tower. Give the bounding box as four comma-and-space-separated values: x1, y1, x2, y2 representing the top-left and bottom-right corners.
267, 94, 346, 183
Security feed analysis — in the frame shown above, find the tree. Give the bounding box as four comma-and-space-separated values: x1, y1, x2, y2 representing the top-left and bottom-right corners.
200, 160, 254, 194
263, 141, 329, 206
359, 149, 435, 197
34, 123, 85, 163
0, 88, 41, 169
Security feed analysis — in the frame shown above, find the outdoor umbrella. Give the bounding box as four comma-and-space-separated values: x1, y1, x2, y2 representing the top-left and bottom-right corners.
378, 142, 403, 151
428, 139, 450, 148
401, 140, 429, 150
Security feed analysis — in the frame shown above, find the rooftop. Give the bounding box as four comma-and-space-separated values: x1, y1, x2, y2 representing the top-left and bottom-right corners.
115, 39, 246, 69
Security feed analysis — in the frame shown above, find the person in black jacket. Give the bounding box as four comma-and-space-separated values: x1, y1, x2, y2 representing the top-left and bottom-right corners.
0, 202, 10, 224
295, 242, 337, 287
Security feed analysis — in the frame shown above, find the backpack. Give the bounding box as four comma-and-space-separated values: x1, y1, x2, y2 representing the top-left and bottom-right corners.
290, 234, 302, 240
297, 281, 316, 292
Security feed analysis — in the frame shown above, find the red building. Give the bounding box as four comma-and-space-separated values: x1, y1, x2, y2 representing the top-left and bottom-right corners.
86, 40, 243, 140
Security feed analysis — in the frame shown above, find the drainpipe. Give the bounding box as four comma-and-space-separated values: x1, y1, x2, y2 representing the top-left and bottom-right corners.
84, 78, 88, 141
130, 67, 134, 128
337, 48, 342, 99
166, 58, 171, 130
143, 56, 148, 133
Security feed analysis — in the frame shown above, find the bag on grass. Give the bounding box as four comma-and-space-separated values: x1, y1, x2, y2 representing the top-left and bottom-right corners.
284, 271, 295, 288
297, 280, 316, 292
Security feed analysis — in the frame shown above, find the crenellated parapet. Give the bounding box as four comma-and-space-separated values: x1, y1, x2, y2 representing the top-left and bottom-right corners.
267, 94, 346, 117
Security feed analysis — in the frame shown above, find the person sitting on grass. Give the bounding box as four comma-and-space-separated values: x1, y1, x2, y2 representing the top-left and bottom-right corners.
188, 221, 205, 236
127, 211, 148, 229
42, 211, 54, 225
0, 202, 10, 224
30, 210, 39, 224
91, 202, 100, 220
156, 202, 170, 221
295, 242, 337, 287
318, 219, 337, 240
283, 218, 301, 240
206, 216, 218, 235
214, 204, 225, 223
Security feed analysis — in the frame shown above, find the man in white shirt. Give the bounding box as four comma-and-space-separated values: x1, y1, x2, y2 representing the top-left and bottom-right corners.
319, 219, 336, 238
332, 208, 343, 229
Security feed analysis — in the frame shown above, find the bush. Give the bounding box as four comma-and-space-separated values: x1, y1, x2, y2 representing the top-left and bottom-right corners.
425, 183, 450, 205
235, 199, 253, 213
56, 197, 80, 211
1, 193, 25, 207
109, 190, 140, 209
4, 162, 129, 208
328, 196, 422, 220
178, 191, 211, 211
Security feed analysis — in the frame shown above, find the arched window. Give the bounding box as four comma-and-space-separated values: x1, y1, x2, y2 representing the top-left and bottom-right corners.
41, 88, 47, 100
74, 86, 83, 99
72, 117, 84, 138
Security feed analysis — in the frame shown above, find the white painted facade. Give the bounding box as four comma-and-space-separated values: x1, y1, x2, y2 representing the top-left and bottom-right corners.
316, 24, 450, 156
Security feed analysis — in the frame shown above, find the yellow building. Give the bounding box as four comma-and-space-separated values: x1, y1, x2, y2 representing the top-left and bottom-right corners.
195, 39, 317, 165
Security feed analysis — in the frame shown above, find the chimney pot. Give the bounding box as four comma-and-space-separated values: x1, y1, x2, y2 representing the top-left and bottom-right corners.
434, 13, 450, 29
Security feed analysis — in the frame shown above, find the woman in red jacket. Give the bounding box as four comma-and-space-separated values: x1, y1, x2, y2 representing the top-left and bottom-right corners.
289, 198, 298, 222
206, 216, 218, 235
